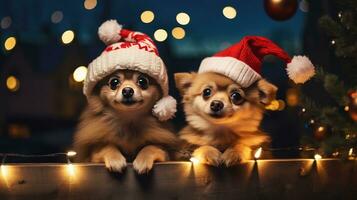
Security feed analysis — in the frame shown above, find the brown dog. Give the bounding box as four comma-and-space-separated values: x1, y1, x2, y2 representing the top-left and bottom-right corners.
74, 70, 177, 174
175, 72, 277, 166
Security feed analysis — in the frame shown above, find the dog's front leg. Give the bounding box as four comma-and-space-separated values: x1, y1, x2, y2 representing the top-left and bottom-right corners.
192, 145, 222, 166
91, 145, 127, 172
221, 144, 251, 167
133, 145, 168, 174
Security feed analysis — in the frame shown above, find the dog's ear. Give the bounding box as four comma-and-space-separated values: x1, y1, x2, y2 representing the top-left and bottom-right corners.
174, 72, 196, 94
256, 79, 277, 105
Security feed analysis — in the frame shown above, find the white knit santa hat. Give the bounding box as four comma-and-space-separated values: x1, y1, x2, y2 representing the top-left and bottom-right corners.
199, 36, 315, 87
83, 19, 177, 121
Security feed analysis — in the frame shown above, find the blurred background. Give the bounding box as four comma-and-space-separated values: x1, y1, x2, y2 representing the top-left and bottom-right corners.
1, 0, 353, 162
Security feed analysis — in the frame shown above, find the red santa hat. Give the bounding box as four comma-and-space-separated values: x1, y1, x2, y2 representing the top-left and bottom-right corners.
198, 36, 315, 87
83, 19, 176, 121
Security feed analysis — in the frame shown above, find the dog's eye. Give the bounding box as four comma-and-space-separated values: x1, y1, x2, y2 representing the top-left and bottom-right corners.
137, 75, 149, 90
202, 88, 212, 98
108, 77, 120, 90
230, 91, 244, 105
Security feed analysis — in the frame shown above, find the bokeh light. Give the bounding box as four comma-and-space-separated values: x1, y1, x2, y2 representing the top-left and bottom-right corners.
73, 66, 87, 82
61, 30, 75, 44
6, 76, 20, 92
84, 0, 97, 10
176, 12, 190, 25
154, 29, 168, 42
223, 6, 237, 19
171, 27, 186, 40
4, 36, 16, 51
1, 16, 12, 29
51, 11, 63, 23
140, 10, 155, 23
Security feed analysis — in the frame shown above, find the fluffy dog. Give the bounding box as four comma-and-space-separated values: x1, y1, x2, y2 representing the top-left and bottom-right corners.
74, 70, 177, 174
175, 72, 277, 166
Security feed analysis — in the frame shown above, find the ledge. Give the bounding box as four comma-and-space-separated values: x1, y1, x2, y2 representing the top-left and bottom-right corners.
0, 159, 356, 200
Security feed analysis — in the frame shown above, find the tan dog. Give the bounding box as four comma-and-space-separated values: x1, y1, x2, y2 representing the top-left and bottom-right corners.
74, 70, 177, 174
175, 72, 277, 166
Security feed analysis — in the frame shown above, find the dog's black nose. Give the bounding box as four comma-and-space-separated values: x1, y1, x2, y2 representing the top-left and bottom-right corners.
122, 87, 134, 98
210, 100, 224, 112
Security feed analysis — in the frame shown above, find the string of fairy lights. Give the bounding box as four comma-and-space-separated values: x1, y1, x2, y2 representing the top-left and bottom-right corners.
1, 0, 239, 93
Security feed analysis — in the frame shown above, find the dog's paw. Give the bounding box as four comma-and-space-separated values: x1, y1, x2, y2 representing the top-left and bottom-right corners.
221, 148, 243, 167
133, 156, 154, 174
193, 146, 222, 166
104, 153, 127, 172
221, 147, 250, 167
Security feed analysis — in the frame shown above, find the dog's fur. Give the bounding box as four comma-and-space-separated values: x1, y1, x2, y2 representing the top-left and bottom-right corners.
74, 70, 177, 174
175, 72, 277, 166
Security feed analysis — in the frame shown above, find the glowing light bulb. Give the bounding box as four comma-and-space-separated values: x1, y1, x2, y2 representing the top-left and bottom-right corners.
222, 6, 237, 19
254, 147, 262, 160
190, 157, 200, 164
171, 27, 186, 40
1, 165, 7, 178
344, 106, 349, 112
67, 151, 77, 157
6, 76, 20, 92
302, 108, 306, 112
349, 148, 353, 156
61, 30, 75, 44
140, 10, 155, 23
84, 0, 97, 10
331, 40, 336, 45
154, 29, 168, 42
4, 36, 16, 51
317, 126, 324, 132
73, 66, 87, 82
176, 12, 190, 25
314, 154, 322, 160
67, 163, 75, 176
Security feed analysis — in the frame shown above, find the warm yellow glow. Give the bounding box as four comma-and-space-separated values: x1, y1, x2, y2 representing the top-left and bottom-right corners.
67, 163, 75, 176
265, 100, 280, 111
84, 0, 97, 10
172, 27, 186, 40
254, 147, 262, 159
331, 40, 336, 45
302, 108, 306, 112
317, 126, 324, 132
73, 66, 87, 82
310, 119, 315, 124
190, 157, 200, 164
6, 76, 20, 92
176, 12, 190, 25
61, 30, 75, 44
314, 154, 322, 160
1, 165, 8, 178
4, 36, 16, 51
349, 148, 353, 156
154, 29, 168, 42
67, 151, 77, 157
272, 0, 282, 3
344, 106, 350, 112
222, 6, 237, 19
140, 10, 155, 23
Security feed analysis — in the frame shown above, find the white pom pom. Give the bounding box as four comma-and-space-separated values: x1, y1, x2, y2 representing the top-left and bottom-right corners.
152, 96, 177, 121
286, 55, 315, 84
98, 19, 122, 45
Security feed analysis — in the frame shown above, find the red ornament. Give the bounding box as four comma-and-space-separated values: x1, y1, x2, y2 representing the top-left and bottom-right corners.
264, 0, 298, 21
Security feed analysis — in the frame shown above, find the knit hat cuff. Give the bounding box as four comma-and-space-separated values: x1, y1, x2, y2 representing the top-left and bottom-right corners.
198, 56, 261, 88
83, 46, 168, 97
